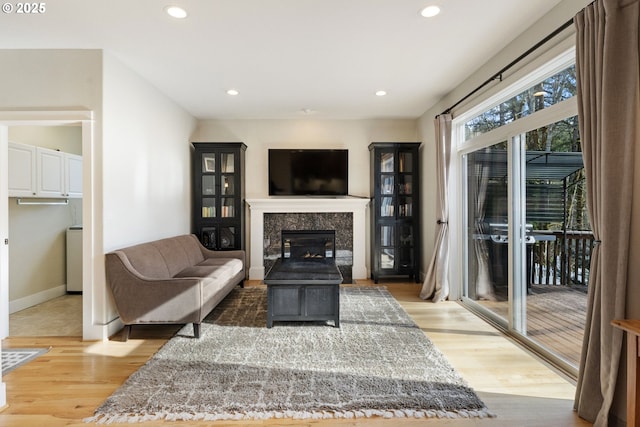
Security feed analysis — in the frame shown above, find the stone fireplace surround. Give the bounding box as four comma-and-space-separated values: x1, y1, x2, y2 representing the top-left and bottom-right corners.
264, 213, 352, 283
246, 197, 370, 281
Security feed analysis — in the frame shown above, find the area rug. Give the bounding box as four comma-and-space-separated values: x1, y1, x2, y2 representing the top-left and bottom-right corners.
2, 347, 49, 374
87, 286, 493, 423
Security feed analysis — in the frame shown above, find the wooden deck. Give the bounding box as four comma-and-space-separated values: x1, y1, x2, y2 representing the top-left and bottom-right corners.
478, 284, 587, 367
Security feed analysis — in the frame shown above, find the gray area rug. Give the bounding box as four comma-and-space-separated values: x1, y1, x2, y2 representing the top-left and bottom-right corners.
87, 286, 493, 423
2, 347, 49, 374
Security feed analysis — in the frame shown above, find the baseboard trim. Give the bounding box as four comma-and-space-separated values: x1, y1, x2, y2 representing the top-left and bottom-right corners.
9, 285, 67, 314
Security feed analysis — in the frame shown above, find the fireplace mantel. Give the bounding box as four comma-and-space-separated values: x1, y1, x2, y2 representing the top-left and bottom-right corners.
246, 197, 370, 280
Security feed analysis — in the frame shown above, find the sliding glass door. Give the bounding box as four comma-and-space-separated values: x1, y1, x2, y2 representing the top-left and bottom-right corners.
457, 59, 589, 376
463, 138, 527, 331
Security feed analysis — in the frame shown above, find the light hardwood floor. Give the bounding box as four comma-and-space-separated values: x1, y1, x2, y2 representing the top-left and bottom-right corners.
0, 281, 592, 427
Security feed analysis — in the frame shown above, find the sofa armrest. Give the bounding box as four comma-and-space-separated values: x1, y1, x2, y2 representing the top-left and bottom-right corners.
106, 252, 204, 325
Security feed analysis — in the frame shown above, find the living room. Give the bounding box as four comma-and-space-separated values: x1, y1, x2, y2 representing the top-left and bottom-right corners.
1, 0, 638, 425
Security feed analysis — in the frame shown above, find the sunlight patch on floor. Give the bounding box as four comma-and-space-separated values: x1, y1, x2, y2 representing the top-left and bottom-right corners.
84, 339, 145, 357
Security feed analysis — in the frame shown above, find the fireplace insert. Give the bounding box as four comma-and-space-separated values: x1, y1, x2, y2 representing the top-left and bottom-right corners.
281, 230, 336, 261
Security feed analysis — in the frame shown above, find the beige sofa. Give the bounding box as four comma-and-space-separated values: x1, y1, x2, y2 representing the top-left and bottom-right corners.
105, 234, 245, 340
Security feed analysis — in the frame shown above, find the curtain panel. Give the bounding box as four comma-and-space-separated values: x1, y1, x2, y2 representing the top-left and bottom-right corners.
574, 0, 639, 425
420, 114, 452, 301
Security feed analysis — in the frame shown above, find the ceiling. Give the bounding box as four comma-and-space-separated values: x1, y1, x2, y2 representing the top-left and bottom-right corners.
0, 0, 566, 120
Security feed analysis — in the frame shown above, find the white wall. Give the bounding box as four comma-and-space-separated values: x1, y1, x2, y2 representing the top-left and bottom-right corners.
0, 50, 103, 341
9, 126, 82, 155
193, 118, 419, 273
0, 50, 103, 110
102, 53, 197, 250
100, 52, 197, 325
193, 119, 418, 198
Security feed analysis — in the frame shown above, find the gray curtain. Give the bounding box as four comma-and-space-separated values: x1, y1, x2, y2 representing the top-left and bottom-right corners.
472, 153, 495, 301
420, 114, 451, 301
574, 0, 639, 425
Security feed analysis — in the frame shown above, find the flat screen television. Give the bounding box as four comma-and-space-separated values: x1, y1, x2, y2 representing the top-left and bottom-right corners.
268, 149, 348, 196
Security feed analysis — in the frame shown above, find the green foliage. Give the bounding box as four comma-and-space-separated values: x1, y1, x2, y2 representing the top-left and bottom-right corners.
465, 65, 577, 141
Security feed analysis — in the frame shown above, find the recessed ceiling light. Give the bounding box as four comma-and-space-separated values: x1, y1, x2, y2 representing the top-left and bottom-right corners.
165, 6, 187, 19
420, 5, 441, 18
375, 90, 387, 97
226, 89, 239, 96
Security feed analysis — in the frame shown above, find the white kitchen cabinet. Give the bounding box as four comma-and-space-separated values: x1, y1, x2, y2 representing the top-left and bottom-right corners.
8, 142, 37, 197
8, 142, 82, 198
65, 153, 83, 198
37, 147, 65, 197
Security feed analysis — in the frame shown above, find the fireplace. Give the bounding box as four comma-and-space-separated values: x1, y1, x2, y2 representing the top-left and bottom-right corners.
246, 197, 370, 282
264, 213, 352, 283
281, 230, 336, 261
264, 229, 342, 328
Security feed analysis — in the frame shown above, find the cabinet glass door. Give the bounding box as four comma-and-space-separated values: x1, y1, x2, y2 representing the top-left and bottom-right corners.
399, 151, 413, 173
221, 153, 235, 173
398, 151, 413, 217
381, 176, 394, 195
380, 225, 395, 269
398, 224, 414, 269
221, 175, 234, 195
380, 152, 394, 172
219, 226, 236, 249
203, 154, 216, 173
202, 175, 215, 196
398, 196, 413, 217
398, 175, 412, 195
202, 152, 217, 218
221, 197, 235, 217
220, 152, 236, 217
202, 198, 215, 218
381, 197, 394, 217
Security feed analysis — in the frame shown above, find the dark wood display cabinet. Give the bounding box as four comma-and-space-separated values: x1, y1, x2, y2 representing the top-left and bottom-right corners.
192, 142, 247, 250
369, 142, 421, 283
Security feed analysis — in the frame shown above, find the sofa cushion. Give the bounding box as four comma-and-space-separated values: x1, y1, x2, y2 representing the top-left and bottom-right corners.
117, 235, 207, 279
175, 258, 243, 283
152, 235, 206, 277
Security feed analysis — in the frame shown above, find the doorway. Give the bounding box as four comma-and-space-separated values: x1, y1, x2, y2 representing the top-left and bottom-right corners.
0, 111, 95, 341
7, 124, 83, 336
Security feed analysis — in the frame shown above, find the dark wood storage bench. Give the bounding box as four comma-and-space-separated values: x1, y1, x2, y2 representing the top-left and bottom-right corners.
264, 258, 343, 328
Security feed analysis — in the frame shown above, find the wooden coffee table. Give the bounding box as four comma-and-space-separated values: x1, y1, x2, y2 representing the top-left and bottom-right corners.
263, 258, 342, 328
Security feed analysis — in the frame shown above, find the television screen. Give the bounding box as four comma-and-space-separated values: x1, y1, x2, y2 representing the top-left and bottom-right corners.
268, 149, 348, 196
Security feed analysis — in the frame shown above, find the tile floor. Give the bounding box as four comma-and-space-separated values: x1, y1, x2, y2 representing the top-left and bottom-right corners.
9, 294, 82, 336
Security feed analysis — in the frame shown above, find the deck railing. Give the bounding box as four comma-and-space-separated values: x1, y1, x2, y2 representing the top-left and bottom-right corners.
530, 230, 595, 286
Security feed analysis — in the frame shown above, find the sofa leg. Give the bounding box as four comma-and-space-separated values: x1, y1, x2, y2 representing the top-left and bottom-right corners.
240, 280, 244, 288
122, 325, 131, 342
193, 322, 201, 338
